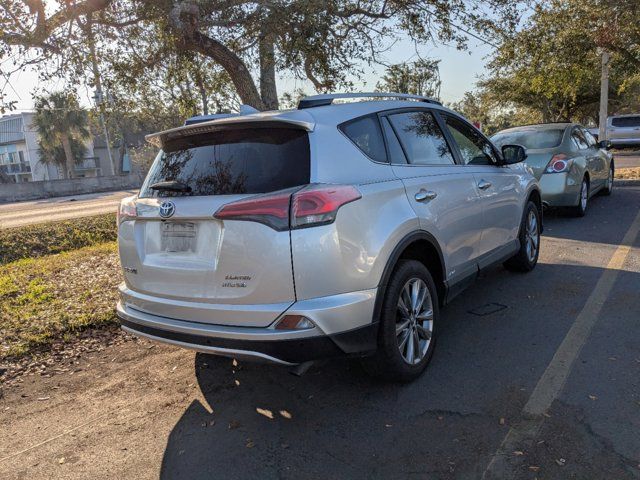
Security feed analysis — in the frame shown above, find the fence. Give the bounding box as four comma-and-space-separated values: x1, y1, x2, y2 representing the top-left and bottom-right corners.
0, 174, 144, 203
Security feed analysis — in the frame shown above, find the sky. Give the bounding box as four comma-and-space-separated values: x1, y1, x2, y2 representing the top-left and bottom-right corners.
2, 33, 493, 112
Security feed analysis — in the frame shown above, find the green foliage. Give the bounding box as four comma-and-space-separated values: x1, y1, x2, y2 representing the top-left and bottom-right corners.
376, 59, 441, 98
0, 242, 120, 360
0, 213, 117, 265
33, 91, 91, 178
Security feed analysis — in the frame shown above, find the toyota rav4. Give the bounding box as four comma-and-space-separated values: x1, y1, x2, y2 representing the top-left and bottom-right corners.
116, 93, 541, 381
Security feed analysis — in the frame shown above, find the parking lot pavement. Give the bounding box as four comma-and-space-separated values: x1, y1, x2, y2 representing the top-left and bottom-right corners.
615, 152, 640, 169
1, 186, 639, 480
0, 189, 137, 228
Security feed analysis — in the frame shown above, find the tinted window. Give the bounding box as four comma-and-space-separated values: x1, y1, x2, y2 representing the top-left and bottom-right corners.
491, 129, 564, 149
340, 115, 387, 162
381, 117, 407, 163
611, 116, 640, 128
387, 111, 454, 165
582, 129, 597, 147
139, 128, 310, 198
571, 129, 589, 150
444, 116, 498, 165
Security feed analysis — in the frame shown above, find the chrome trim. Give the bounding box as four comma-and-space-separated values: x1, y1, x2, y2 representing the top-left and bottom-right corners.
120, 326, 295, 366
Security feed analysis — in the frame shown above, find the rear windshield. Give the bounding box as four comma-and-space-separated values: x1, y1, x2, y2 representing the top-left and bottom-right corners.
139, 127, 310, 198
611, 116, 640, 128
491, 129, 564, 149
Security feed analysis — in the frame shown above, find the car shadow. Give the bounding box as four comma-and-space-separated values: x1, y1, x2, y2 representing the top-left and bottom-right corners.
158, 254, 640, 479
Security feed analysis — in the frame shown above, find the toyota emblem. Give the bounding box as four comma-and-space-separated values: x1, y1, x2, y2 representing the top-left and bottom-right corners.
159, 201, 176, 218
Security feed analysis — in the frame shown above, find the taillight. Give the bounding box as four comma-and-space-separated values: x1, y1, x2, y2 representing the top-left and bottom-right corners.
213, 190, 292, 231
291, 185, 361, 229
117, 196, 138, 224
545, 154, 573, 173
214, 184, 361, 231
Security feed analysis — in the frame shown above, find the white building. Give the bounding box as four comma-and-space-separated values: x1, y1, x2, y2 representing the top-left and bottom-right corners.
0, 112, 101, 182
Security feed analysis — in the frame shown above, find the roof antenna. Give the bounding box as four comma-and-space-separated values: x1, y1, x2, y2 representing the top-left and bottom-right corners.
239, 105, 260, 115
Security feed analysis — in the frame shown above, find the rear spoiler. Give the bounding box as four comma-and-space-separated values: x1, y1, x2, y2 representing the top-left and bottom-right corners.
146, 114, 315, 148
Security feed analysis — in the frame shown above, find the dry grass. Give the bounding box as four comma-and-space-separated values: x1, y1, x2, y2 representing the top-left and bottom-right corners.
0, 242, 122, 360
616, 167, 640, 180
0, 213, 117, 265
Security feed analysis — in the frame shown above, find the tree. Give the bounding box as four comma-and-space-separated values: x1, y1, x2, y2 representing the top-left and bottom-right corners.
479, 0, 639, 124
0, 1, 521, 112
376, 59, 441, 98
34, 92, 90, 179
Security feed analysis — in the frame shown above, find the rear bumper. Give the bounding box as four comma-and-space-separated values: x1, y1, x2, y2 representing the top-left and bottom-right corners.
116, 286, 379, 364
539, 172, 581, 207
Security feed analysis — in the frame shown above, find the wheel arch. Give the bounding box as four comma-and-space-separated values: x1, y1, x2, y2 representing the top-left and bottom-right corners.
372, 231, 446, 324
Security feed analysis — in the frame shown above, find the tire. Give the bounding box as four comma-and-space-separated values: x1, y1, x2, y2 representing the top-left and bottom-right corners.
571, 177, 589, 217
504, 201, 541, 272
363, 260, 439, 382
601, 163, 614, 196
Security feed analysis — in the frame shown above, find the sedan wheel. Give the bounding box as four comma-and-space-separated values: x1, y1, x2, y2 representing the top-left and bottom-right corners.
396, 278, 434, 365
572, 178, 589, 217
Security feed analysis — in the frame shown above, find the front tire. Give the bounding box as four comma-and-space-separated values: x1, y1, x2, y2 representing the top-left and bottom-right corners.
363, 260, 438, 382
504, 201, 541, 272
602, 163, 614, 196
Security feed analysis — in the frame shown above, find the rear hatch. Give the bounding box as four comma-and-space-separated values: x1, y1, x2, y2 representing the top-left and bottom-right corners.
118, 125, 310, 326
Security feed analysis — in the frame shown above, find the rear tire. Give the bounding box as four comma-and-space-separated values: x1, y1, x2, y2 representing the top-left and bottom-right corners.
602, 163, 614, 196
504, 201, 540, 273
571, 177, 589, 217
363, 260, 438, 382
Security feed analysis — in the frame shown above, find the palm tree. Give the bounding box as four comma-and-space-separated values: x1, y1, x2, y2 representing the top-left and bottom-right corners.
34, 92, 90, 179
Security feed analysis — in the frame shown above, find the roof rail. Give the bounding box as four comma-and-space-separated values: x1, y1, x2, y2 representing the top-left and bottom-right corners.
297, 92, 442, 109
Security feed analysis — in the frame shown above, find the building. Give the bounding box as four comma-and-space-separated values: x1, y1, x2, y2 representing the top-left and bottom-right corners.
0, 112, 102, 182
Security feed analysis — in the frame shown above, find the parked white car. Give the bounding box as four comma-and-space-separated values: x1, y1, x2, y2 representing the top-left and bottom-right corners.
116, 93, 542, 381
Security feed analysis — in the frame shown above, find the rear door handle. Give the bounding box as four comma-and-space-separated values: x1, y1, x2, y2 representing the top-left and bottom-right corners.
478, 180, 492, 190
415, 189, 437, 202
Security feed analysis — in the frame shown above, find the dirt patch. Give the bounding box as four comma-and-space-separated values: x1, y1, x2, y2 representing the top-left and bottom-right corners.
616, 167, 640, 180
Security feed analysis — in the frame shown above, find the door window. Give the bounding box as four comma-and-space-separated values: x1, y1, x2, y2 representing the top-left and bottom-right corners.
443, 116, 498, 165
571, 129, 589, 150
386, 111, 454, 165
582, 129, 597, 147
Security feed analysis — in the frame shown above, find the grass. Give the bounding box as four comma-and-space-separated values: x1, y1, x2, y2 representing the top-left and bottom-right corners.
0, 213, 117, 265
0, 242, 122, 360
616, 167, 640, 180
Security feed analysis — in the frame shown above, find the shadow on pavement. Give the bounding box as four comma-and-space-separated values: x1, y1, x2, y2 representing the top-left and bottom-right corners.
159, 257, 640, 479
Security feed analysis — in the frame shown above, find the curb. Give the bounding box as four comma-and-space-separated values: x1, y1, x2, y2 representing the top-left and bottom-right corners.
614, 179, 640, 187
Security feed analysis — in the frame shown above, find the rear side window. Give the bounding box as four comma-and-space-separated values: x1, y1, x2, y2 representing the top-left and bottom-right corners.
571, 129, 589, 150
339, 115, 387, 162
139, 128, 310, 198
387, 111, 454, 165
611, 116, 640, 128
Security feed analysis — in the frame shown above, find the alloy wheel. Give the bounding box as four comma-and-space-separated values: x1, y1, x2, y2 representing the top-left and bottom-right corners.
396, 278, 433, 365
525, 209, 539, 263
580, 180, 588, 211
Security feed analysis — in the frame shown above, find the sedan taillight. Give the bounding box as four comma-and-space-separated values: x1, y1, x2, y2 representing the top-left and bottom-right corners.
545, 154, 573, 173
214, 185, 361, 231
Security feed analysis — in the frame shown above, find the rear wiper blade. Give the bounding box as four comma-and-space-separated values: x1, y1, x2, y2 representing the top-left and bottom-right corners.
149, 181, 192, 193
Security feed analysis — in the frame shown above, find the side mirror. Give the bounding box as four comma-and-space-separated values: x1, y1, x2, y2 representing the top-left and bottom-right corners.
501, 144, 527, 165
598, 140, 612, 150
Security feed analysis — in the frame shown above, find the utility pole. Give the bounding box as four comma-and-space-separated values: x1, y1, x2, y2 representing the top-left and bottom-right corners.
598, 50, 610, 142
86, 14, 116, 176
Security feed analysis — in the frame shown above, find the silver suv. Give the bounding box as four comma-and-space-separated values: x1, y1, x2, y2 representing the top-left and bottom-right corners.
116, 93, 542, 381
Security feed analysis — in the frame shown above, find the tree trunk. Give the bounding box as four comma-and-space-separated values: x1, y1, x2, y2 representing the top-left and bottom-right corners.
194, 70, 209, 115
259, 32, 279, 110
191, 32, 264, 110
61, 135, 75, 179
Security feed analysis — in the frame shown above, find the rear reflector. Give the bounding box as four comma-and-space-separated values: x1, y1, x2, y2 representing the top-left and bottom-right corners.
275, 315, 315, 330
214, 184, 361, 231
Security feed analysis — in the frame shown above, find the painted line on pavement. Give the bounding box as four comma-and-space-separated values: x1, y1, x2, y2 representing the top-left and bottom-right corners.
483, 206, 640, 479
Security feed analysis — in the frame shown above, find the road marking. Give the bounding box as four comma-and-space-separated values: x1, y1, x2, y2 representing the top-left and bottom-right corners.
483, 207, 640, 479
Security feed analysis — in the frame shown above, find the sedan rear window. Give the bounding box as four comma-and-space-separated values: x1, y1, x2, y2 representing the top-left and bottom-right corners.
611, 116, 640, 128
139, 127, 310, 198
491, 129, 564, 149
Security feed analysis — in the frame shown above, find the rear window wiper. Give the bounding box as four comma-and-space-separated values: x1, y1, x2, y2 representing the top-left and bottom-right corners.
149, 181, 192, 193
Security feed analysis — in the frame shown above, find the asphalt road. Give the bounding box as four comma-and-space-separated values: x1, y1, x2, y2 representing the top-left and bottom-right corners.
0, 190, 137, 228
1, 185, 639, 479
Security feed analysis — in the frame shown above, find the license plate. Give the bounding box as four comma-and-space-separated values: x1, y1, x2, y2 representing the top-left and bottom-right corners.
161, 222, 196, 252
